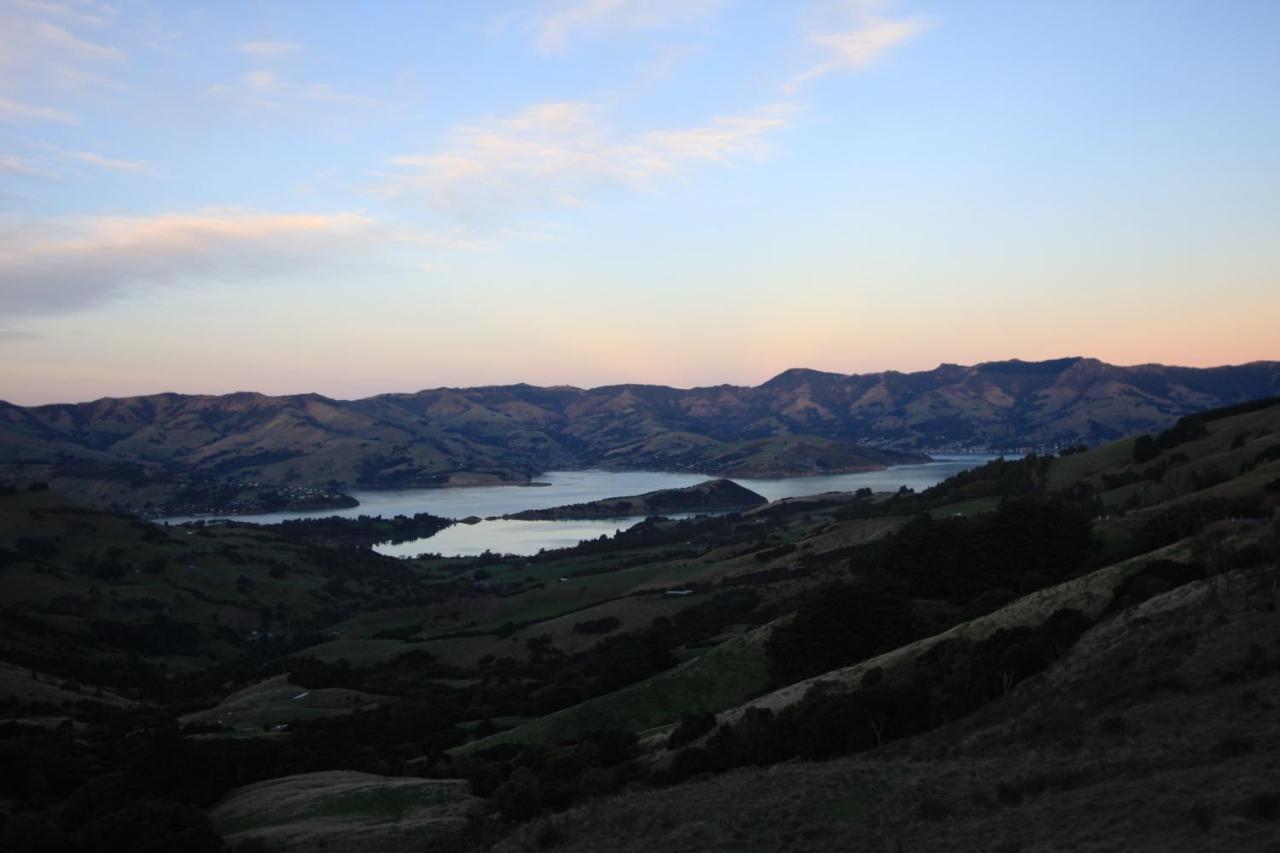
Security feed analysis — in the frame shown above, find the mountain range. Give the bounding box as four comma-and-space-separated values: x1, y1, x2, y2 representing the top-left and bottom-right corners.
1, 357, 1277, 511
2, 393, 1278, 851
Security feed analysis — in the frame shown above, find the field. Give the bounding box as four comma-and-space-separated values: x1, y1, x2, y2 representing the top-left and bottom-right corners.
211, 771, 478, 853
181, 674, 387, 733
456, 623, 775, 753
496, 560, 1280, 853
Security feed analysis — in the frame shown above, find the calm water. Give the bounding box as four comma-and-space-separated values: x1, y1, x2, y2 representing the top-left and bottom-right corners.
159, 456, 999, 557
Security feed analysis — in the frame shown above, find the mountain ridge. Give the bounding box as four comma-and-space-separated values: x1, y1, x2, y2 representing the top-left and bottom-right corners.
10, 356, 1280, 408
2, 358, 1277, 512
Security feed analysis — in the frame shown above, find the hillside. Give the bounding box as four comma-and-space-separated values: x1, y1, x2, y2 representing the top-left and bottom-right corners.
210, 771, 476, 852
0, 397, 1276, 852
0, 486, 463, 702
497, 561, 1280, 852
456, 399, 1279, 851
476, 398, 1280, 748
2, 358, 1276, 513
505, 479, 768, 520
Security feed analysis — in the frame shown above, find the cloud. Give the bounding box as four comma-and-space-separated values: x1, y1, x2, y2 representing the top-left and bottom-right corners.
536, 0, 727, 53
28, 17, 120, 61
10, 1, 114, 29
0, 210, 377, 316
638, 42, 701, 86
70, 151, 155, 175
236, 40, 303, 58
0, 153, 57, 179
0, 96, 78, 124
0, 1, 122, 93
0, 146, 154, 180
0, 327, 42, 346
382, 100, 792, 216
207, 69, 379, 116
788, 0, 930, 91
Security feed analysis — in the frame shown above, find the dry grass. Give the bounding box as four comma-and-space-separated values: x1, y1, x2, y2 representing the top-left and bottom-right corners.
493, 561, 1280, 853
180, 674, 386, 732
211, 770, 478, 853
455, 624, 775, 754
711, 543, 1187, 728
0, 660, 135, 713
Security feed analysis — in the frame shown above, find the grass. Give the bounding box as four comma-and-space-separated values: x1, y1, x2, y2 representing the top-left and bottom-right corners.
455, 621, 775, 753
493, 558, 1280, 853
1044, 438, 1137, 492
181, 674, 386, 732
710, 541, 1192, 727
0, 660, 135, 713
0, 489, 413, 675
211, 770, 476, 852
927, 496, 1001, 518
1045, 403, 1280, 508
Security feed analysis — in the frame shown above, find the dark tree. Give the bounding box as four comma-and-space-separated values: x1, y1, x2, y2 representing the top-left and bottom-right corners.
766, 575, 913, 683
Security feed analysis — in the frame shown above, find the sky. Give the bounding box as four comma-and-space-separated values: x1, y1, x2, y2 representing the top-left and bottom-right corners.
1, 0, 1278, 405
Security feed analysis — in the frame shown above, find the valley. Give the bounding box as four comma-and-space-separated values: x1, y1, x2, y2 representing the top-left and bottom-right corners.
4, 5, 1273, 850
1, 395, 1277, 851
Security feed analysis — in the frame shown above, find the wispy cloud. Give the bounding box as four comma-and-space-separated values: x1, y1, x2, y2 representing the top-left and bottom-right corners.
0, 153, 57, 179
236, 39, 303, 58
0, 327, 42, 346
10, 1, 115, 29
788, 0, 930, 91
0, 1, 123, 93
207, 69, 379, 116
0, 210, 378, 316
0, 96, 79, 124
638, 42, 701, 86
28, 17, 121, 61
536, 0, 728, 53
0, 146, 155, 180
69, 150, 155, 175
382, 99, 792, 216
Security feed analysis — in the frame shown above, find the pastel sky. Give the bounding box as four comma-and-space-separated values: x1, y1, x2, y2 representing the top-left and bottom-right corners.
2, 0, 1278, 405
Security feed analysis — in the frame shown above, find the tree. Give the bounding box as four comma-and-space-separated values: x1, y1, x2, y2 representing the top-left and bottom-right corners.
766, 575, 913, 683
1133, 434, 1160, 464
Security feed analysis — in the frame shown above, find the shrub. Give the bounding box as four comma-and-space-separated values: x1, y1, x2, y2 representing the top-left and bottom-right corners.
572, 617, 620, 635
765, 574, 912, 683
666, 712, 716, 749
1133, 435, 1160, 464
1242, 792, 1280, 822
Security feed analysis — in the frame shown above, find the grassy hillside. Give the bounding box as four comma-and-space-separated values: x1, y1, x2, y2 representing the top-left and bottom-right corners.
3, 359, 1276, 513
455, 625, 775, 754
211, 771, 477, 852
1, 397, 1276, 853
180, 674, 387, 733
1045, 397, 1280, 508
465, 401, 1280, 852
0, 486, 461, 702
495, 555, 1280, 853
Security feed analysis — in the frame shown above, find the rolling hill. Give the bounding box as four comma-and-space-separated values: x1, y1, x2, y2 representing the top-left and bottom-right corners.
0, 394, 1277, 852
1, 358, 1276, 513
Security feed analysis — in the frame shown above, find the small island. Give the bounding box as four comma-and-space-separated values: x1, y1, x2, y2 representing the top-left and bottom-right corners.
504, 478, 769, 520
256, 512, 454, 548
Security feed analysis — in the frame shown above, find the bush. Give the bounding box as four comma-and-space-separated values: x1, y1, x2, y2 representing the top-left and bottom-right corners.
1242, 792, 1280, 822
766, 575, 912, 683
572, 617, 620, 635
77, 800, 224, 853
666, 711, 716, 749
1133, 435, 1160, 464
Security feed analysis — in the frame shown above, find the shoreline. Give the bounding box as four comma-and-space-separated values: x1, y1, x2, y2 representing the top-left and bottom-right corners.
151, 456, 998, 524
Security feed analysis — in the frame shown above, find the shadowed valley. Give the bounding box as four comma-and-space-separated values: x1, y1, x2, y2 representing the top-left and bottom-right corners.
1, 394, 1278, 851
